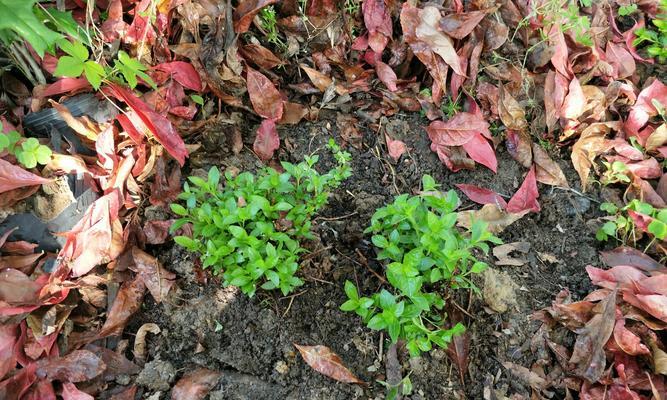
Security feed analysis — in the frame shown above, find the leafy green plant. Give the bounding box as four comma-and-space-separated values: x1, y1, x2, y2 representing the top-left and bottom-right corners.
259, 6, 285, 49
633, 0, 667, 63
0, 0, 62, 57
54, 39, 155, 90
171, 140, 351, 297
619, 4, 638, 16
378, 373, 413, 400
441, 95, 462, 119
341, 176, 501, 357
597, 200, 667, 248
601, 160, 632, 185
0, 123, 52, 168
520, 0, 593, 48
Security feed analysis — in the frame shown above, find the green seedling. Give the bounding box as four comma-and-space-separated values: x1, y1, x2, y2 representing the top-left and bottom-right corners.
633, 0, 667, 63
259, 6, 285, 49
171, 140, 351, 297
0, 123, 52, 168
341, 175, 501, 357
601, 160, 632, 185
597, 200, 667, 249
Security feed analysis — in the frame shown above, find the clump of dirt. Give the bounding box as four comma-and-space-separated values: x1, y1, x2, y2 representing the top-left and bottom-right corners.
128, 113, 604, 399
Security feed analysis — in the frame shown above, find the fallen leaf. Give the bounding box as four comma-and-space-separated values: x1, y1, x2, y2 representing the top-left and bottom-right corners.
601, 246, 664, 272
95, 277, 146, 340
569, 289, 616, 382
246, 67, 283, 120
337, 114, 362, 149
493, 241, 530, 266
294, 344, 363, 384
502, 362, 547, 391
613, 318, 650, 356
561, 76, 586, 122
605, 42, 636, 79
625, 79, 667, 136
153, 62, 203, 91
455, 184, 507, 208
457, 204, 527, 234
375, 61, 398, 92
499, 86, 528, 131
532, 143, 569, 187
385, 134, 406, 161
646, 124, 667, 152
362, 0, 392, 53
415, 6, 464, 76
171, 368, 222, 400
649, 338, 667, 375
549, 24, 571, 79
0, 159, 51, 194
544, 70, 569, 132
130, 247, 175, 303
233, 0, 279, 33
39, 78, 91, 99
240, 43, 284, 70
36, 350, 106, 382
426, 112, 490, 146
0, 324, 17, 380
507, 166, 540, 213
482, 267, 518, 313
0, 364, 36, 400
572, 122, 618, 190
253, 119, 280, 162
439, 10, 487, 39
133, 323, 161, 363
635, 294, 667, 322
61, 382, 94, 400
445, 332, 470, 384
505, 130, 532, 168
461, 133, 497, 172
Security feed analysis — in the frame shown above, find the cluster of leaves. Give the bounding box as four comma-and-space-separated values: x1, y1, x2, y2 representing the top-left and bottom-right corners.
0, 0, 62, 56
342, 175, 501, 357
633, 0, 667, 63
0, 122, 52, 168
597, 200, 667, 248
172, 141, 351, 297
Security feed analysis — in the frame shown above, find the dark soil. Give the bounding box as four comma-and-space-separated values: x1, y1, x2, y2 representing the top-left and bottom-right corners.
127, 112, 605, 399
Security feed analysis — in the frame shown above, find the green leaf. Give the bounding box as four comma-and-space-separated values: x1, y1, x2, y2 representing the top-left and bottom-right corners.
17, 150, 36, 168
174, 235, 196, 248
34, 145, 52, 165
372, 235, 389, 248
344, 280, 359, 300
648, 220, 667, 240
208, 167, 220, 187
170, 204, 188, 216
470, 262, 487, 274
33, 7, 88, 46
340, 299, 358, 311
54, 55, 84, 78
367, 314, 387, 330
191, 94, 204, 105
58, 39, 88, 61
83, 61, 105, 90
0, 134, 9, 151
0, 0, 62, 57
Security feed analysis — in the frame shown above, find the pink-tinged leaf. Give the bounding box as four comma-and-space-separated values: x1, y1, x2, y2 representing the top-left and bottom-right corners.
445, 332, 470, 384
415, 6, 465, 76
36, 350, 106, 383
624, 20, 653, 64
171, 368, 222, 400
625, 158, 662, 179
246, 67, 283, 120
601, 246, 664, 272
561, 76, 586, 121
253, 119, 280, 162
586, 265, 647, 289
0, 363, 36, 400
0, 324, 17, 380
153, 62, 202, 91
532, 143, 568, 187
24, 379, 55, 400
505, 130, 532, 168
631, 176, 667, 208
544, 70, 569, 132
385, 134, 406, 161
430, 143, 475, 172
635, 274, 667, 296
39, 78, 91, 99
233, 0, 279, 33
611, 138, 645, 161
0, 159, 51, 194
549, 25, 571, 78
363, 0, 392, 54
628, 209, 654, 232
613, 318, 650, 356
104, 84, 187, 166
635, 294, 667, 322
240, 43, 284, 70
439, 11, 487, 39
294, 344, 364, 384
375, 61, 397, 92
625, 79, 667, 136
462, 133, 497, 173
506, 166, 540, 213
605, 42, 636, 79
61, 382, 94, 400
455, 184, 507, 208
426, 112, 491, 146
100, 0, 127, 42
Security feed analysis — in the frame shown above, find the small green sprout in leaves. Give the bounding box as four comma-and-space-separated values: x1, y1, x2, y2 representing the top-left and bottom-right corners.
341, 175, 501, 357
619, 4, 638, 16
378, 373, 413, 400
633, 0, 667, 63
190, 94, 204, 106
259, 6, 285, 49
601, 160, 632, 185
441, 95, 462, 119
0, 123, 52, 169
597, 200, 667, 248
114, 50, 156, 90
171, 140, 351, 297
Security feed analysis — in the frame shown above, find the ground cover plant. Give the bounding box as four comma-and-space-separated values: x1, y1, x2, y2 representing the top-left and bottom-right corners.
0, 0, 665, 398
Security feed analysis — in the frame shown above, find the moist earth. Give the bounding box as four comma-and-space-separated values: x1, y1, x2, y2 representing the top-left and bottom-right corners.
127, 113, 604, 399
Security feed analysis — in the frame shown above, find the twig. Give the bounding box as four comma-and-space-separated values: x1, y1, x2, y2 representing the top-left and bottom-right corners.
314, 212, 358, 222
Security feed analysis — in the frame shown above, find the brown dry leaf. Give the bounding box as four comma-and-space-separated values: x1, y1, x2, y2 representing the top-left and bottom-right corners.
457, 204, 528, 234
133, 323, 161, 363
505, 130, 532, 168
571, 122, 619, 191
336, 114, 362, 149
649, 338, 667, 375
130, 247, 175, 303
439, 10, 487, 39
569, 289, 616, 382
532, 143, 569, 187
482, 268, 518, 313
445, 332, 470, 385
646, 124, 667, 152
36, 350, 106, 383
294, 344, 364, 384
171, 368, 222, 400
493, 241, 530, 266
499, 85, 528, 132
414, 6, 464, 76
502, 362, 547, 391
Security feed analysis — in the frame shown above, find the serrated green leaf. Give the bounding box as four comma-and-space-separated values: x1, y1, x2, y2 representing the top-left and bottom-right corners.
54, 55, 84, 78
83, 61, 105, 90
0, 0, 62, 57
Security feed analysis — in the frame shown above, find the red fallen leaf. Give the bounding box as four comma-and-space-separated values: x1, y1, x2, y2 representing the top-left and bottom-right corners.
630, 176, 667, 208
0, 363, 36, 400
0, 268, 42, 306
253, 119, 280, 162
532, 143, 568, 187
385, 134, 406, 161
439, 10, 486, 39
130, 247, 175, 303
426, 112, 490, 146
505, 130, 532, 168
234, 0, 279, 33
549, 25, 571, 79
613, 318, 650, 356
279, 102, 309, 125
101, 0, 127, 42
455, 184, 507, 208
544, 70, 569, 133
375, 61, 397, 92
625, 79, 667, 136
560, 76, 586, 122
445, 332, 470, 384
363, 0, 392, 54
462, 133, 497, 173
38, 77, 91, 99
636, 275, 667, 296
104, 84, 187, 166
83, 344, 139, 381
586, 265, 647, 289
506, 166, 540, 213
96, 277, 146, 339
601, 246, 665, 272
150, 155, 182, 207
0, 253, 43, 273
246, 67, 283, 120
61, 382, 93, 400
635, 294, 667, 322
240, 43, 283, 70
24, 379, 55, 399
414, 6, 464, 76
143, 220, 172, 244
36, 350, 106, 382
625, 158, 663, 179
0, 324, 17, 380
153, 62, 203, 91
171, 368, 222, 400
569, 289, 616, 382
1, 241, 38, 256
294, 344, 364, 384
606, 42, 636, 79
0, 159, 51, 194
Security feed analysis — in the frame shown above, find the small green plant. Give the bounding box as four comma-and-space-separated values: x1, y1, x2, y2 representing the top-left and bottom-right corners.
633, 0, 667, 63
171, 140, 351, 297
54, 39, 155, 90
343, 0, 360, 15
0, 123, 52, 168
521, 0, 593, 48
378, 373, 413, 400
597, 200, 667, 248
601, 160, 632, 185
619, 4, 638, 16
341, 176, 501, 357
259, 6, 285, 49
441, 95, 462, 119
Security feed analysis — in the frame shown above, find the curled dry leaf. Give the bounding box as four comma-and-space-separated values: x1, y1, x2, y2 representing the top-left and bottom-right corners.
493, 241, 530, 266
385, 134, 406, 161
446, 332, 470, 384
133, 323, 161, 363
544, 70, 569, 133
625, 79, 667, 136
61, 382, 94, 400
294, 344, 363, 384
572, 122, 618, 191
439, 10, 487, 39
362, 0, 392, 53
457, 204, 528, 234
253, 119, 280, 162
532, 143, 568, 187
502, 362, 547, 391
0, 159, 52, 194
171, 368, 222, 400
499, 86, 528, 132
414, 6, 464, 76
130, 247, 175, 303
507, 166, 540, 213
233, 0, 279, 33
505, 130, 532, 168
375, 61, 398, 92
